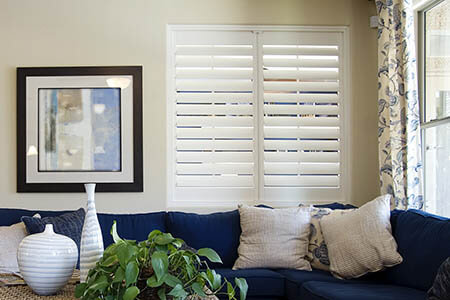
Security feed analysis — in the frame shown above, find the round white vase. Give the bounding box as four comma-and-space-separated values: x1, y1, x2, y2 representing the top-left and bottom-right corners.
80, 183, 104, 283
17, 224, 78, 296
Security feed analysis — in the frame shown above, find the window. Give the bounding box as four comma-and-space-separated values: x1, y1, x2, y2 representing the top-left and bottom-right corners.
419, 0, 450, 217
167, 26, 349, 207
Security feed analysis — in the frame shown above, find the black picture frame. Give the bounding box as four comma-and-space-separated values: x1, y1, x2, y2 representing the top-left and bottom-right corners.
17, 66, 143, 192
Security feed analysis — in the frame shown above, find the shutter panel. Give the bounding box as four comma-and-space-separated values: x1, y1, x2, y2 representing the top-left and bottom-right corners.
260, 31, 344, 200
170, 30, 256, 202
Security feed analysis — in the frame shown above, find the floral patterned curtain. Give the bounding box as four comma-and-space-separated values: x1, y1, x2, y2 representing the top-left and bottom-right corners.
375, 0, 423, 210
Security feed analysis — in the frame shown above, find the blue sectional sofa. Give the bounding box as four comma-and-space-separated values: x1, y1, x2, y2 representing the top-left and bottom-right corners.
1, 204, 449, 300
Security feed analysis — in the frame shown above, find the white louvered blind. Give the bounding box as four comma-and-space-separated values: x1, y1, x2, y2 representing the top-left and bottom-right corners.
168, 27, 347, 206
260, 31, 345, 203
168, 29, 257, 203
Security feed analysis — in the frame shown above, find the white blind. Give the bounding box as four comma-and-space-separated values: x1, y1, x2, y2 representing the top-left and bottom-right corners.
168, 27, 347, 205
171, 30, 256, 193
261, 32, 343, 199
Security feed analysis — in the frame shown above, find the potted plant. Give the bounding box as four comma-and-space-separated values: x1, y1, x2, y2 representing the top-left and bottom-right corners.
75, 222, 247, 300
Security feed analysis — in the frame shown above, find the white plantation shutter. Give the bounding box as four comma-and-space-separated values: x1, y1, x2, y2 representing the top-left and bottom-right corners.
168, 26, 348, 206
168, 29, 257, 204
260, 31, 346, 203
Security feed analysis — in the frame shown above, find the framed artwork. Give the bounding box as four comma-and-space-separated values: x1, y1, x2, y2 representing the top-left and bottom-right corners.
17, 66, 143, 192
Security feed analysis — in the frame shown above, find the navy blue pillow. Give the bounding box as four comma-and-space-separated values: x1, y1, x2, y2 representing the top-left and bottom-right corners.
166, 210, 241, 269
385, 210, 450, 291
22, 208, 85, 267
97, 212, 167, 248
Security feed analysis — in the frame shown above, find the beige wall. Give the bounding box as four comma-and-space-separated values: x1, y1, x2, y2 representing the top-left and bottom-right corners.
0, 0, 380, 213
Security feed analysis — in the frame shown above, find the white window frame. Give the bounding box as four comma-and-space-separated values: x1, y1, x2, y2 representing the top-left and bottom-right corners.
415, 0, 450, 215
166, 25, 351, 208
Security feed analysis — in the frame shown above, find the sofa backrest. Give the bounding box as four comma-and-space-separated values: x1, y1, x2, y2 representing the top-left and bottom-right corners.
384, 209, 450, 291
97, 212, 166, 248
0, 208, 78, 226
166, 210, 241, 269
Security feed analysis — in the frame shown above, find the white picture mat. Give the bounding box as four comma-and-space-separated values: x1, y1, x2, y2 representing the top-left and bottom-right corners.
26, 75, 134, 183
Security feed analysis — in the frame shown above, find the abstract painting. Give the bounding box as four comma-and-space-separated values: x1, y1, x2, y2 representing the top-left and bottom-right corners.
38, 88, 121, 172
17, 66, 142, 192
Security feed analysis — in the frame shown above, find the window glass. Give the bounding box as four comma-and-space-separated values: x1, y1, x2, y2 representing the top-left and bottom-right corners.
425, 0, 450, 122
424, 124, 450, 217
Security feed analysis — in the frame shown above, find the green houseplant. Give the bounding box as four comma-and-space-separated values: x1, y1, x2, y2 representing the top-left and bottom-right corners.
75, 222, 247, 300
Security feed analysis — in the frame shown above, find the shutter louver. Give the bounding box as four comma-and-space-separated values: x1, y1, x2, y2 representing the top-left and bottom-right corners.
261, 32, 343, 192
172, 31, 256, 192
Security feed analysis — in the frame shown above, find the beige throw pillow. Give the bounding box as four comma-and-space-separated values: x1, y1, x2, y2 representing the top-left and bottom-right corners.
0, 222, 28, 275
233, 205, 312, 271
304, 207, 355, 271
320, 195, 402, 279
0, 214, 40, 275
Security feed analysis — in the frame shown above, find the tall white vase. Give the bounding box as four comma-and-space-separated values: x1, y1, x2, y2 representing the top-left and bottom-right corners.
80, 183, 104, 283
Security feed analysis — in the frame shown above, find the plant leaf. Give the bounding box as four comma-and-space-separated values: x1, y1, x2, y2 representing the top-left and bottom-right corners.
235, 278, 248, 300
227, 282, 235, 300
200, 271, 213, 288
164, 274, 182, 288
197, 248, 222, 264
125, 261, 139, 287
123, 286, 140, 300
87, 274, 109, 293
148, 229, 162, 240
172, 238, 184, 248
155, 233, 175, 245
102, 254, 119, 267
157, 287, 167, 300
147, 274, 166, 288
111, 221, 123, 244
191, 282, 207, 297
74, 283, 87, 298
113, 267, 125, 283
151, 251, 169, 282
211, 270, 222, 290
168, 284, 188, 298
117, 243, 137, 269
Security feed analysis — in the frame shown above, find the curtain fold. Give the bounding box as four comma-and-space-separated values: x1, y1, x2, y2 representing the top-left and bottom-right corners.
375, 0, 423, 210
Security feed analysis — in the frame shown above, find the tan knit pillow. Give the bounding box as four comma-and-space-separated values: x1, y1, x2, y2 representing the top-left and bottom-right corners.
320, 195, 402, 279
233, 205, 312, 270
305, 207, 355, 271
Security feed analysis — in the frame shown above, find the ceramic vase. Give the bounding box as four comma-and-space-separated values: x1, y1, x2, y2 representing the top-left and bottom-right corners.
17, 224, 78, 295
80, 183, 104, 283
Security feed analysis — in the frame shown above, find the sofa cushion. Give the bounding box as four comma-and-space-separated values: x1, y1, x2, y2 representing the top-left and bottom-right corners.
277, 268, 388, 300
300, 281, 426, 300
0, 208, 74, 226
97, 212, 166, 248
166, 210, 240, 268
384, 209, 450, 291
215, 268, 285, 298
277, 269, 342, 300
